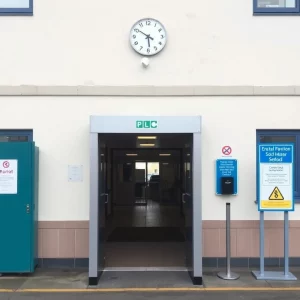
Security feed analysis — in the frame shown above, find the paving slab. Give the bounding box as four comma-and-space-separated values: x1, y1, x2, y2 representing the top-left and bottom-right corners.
203, 269, 271, 288
267, 278, 300, 288
0, 293, 10, 300
91, 271, 195, 288
251, 268, 300, 288
0, 278, 27, 290
8, 294, 94, 300
29, 269, 87, 279
267, 282, 300, 288
3, 291, 300, 300
18, 271, 88, 290
2, 268, 300, 291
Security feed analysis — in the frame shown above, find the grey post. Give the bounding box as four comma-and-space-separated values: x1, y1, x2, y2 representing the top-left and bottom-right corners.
284, 211, 289, 276
252, 210, 296, 280
260, 211, 264, 276
217, 203, 240, 280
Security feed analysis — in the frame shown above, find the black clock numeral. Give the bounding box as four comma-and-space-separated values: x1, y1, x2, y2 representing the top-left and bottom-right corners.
134, 41, 138, 45
146, 20, 151, 25
159, 42, 162, 45
134, 29, 139, 33
139, 23, 143, 27
140, 46, 143, 50
133, 35, 136, 39
155, 23, 157, 27
154, 46, 157, 51
147, 48, 150, 53
161, 35, 164, 39
158, 28, 162, 32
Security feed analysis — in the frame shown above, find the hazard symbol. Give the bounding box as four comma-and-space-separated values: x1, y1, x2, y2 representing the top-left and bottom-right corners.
269, 187, 284, 200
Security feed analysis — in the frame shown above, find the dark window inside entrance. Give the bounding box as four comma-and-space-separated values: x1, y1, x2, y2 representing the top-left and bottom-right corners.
122, 163, 133, 182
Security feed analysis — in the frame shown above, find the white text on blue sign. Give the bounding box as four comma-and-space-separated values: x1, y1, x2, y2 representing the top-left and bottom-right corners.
218, 160, 235, 176
260, 146, 292, 163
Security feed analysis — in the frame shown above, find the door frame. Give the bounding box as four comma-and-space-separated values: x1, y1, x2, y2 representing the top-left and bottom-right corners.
89, 116, 202, 285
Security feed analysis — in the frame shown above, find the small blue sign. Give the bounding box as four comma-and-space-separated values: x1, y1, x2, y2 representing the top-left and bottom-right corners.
259, 144, 293, 163
216, 159, 238, 195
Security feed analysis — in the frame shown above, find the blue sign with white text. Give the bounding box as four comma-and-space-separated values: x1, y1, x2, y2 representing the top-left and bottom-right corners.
259, 145, 293, 163
258, 143, 294, 212
216, 159, 238, 195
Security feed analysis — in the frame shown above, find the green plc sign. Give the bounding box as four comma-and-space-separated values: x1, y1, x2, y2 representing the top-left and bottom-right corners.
136, 120, 158, 129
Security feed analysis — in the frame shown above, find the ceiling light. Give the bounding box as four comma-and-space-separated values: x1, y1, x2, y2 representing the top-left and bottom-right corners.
159, 154, 171, 156
139, 143, 155, 147
137, 136, 157, 140
162, 163, 169, 165
126, 154, 138, 156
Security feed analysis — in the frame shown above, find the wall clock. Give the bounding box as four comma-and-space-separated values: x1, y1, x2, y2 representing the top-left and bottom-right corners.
129, 18, 167, 56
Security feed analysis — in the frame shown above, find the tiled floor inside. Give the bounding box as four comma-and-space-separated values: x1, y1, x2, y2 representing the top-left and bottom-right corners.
104, 200, 186, 268
106, 200, 185, 229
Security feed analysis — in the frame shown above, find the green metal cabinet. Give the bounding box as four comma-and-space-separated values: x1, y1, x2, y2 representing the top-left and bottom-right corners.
0, 142, 39, 273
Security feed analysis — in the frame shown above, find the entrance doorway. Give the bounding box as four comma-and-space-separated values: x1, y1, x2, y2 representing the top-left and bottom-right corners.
89, 116, 202, 286
105, 146, 186, 270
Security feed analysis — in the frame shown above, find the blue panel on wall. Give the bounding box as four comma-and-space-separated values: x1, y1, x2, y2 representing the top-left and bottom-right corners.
216, 159, 238, 195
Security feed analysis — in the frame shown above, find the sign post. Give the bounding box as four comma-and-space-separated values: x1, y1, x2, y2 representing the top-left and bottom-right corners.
217, 203, 240, 280
216, 159, 239, 280
252, 143, 296, 280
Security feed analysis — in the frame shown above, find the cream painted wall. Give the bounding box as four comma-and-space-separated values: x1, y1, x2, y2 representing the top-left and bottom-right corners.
0, 0, 300, 86
1, 96, 299, 221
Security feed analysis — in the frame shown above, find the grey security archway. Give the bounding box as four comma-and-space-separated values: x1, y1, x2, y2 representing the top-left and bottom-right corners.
89, 116, 202, 285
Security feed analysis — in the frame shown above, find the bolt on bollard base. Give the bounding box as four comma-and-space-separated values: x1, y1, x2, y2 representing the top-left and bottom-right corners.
217, 203, 240, 280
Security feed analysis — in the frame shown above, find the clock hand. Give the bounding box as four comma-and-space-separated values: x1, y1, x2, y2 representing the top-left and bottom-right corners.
145, 36, 154, 48
139, 30, 154, 40
139, 30, 149, 37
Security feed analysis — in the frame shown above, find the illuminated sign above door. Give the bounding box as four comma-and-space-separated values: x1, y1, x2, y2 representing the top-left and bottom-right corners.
136, 120, 158, 129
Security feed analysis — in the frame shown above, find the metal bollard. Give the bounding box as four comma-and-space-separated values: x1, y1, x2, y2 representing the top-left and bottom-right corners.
217, 203, 240, 280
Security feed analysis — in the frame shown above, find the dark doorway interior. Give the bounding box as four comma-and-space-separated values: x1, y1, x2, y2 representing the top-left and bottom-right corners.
99, 134, 192, 269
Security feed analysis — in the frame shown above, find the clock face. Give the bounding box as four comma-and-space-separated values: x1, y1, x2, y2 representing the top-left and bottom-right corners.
130, 18, 167, 56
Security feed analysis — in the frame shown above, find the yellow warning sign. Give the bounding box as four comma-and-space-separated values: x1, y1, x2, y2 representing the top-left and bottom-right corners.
269, 187, 284, 200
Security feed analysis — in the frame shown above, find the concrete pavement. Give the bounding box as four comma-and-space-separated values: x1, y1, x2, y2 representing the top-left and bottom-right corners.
1, 291, 300, 300
1, 267, 300, 293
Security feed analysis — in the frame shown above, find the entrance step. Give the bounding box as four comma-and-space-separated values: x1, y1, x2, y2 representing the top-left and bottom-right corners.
93, 271, 195, 288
